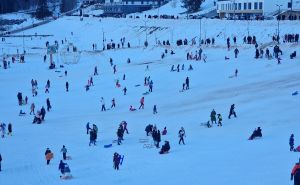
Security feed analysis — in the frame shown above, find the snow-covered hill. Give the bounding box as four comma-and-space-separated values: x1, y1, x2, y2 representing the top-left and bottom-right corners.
0, 15, 300, 185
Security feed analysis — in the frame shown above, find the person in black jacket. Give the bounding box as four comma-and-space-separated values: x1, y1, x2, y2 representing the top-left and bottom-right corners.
290, 134, 295, 151
113, 152, 121, 170
228, 104, 237, 119
117, 126, 124, 145
46, 98, 52, 112
41, 107, 46, 121
159, 141, 170, 154
7, 123, 12, 136
0, 153, 2, 171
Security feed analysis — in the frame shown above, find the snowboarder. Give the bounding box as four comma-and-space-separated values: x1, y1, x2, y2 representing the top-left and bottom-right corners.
228, 104, 237, 119
290, 134, 295, 151
178, 127, 186, 145
139, 97, 145, 109
100, 97, 106, 111
61, 145, 67, 160
45, 148, 53, 165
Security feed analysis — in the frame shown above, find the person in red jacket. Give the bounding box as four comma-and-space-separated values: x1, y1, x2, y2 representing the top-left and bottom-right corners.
139, 97, 144, 109
291, 160, 300, 185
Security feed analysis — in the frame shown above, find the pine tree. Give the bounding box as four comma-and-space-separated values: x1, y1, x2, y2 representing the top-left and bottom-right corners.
60, 0, 77, 13
35, 0, 52, 19
181, 0, 205, 13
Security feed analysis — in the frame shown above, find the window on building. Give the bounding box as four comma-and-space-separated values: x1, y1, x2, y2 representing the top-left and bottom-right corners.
244, 3, 247, 10
248, 2, 251, 10
259, 2, 263, 10
254, 2, 258, 10
238, 3, 241, 10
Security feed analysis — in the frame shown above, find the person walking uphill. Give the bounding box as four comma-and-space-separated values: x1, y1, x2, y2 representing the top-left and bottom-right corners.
61, 145, 67, 160
291, 159, 300, 185
113, 152, 121, 170
228, 104, 237, 119
139, 97, 145, 109
178, 127, 186, 145
46, 98, 52, 112
45, 148, 53, 165
290, 134, 295, 151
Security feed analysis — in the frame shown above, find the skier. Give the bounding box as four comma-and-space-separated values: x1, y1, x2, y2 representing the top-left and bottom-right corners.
228, 104, 237, 119
291, 159, 300, 185
113, 152, 121, 170
100, 97, 106, 111
30, 103, 35, 115
178, 127, 186, 145
139, 97, 145, 109
66, 82, 69, 92
210, 109, 217, 124
61, 145, 67, 160
45, 148, 53, 165
153, 105, 158, 114
290, 134, 295, 151
46, 98, 52, 112
217, 114, 223, 127
111, 98, 116, 108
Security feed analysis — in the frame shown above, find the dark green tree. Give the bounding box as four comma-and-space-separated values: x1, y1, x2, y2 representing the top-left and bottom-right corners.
181, 0, 205, 13
35, 0, 52, 19
60, 0, 77, 13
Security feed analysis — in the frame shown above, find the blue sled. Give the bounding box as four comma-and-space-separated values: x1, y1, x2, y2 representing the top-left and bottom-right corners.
292, 91, 298, 96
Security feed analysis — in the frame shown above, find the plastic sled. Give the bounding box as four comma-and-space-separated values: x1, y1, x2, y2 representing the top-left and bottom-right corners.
292, 91, 298, 96
104, 144, 112, 148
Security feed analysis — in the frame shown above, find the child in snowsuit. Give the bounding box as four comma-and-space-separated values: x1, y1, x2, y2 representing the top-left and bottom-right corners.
249, 127, 262, 140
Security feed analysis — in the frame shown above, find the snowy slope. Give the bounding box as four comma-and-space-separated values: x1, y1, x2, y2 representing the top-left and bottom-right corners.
0, 16, 300, 185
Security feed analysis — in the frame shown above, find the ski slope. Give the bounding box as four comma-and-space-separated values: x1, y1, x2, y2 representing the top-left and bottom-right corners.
0, 15, 300, 185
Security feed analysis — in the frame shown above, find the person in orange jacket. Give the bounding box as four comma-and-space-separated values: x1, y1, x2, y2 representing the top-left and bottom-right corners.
45, 148, 53, 165
291, 160, 300, 185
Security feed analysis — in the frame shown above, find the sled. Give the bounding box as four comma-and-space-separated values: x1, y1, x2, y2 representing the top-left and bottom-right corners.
143, 143, 154, 148
135, 84, 141, 87
292, 91, 298, 96
60, 175, 73, 180
142, 92, 150, 95
139, 138, 149, 143
120, 155, 125, 165
104, 144, 113, 148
